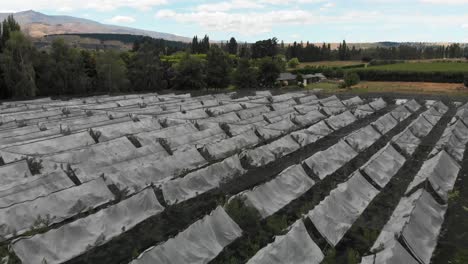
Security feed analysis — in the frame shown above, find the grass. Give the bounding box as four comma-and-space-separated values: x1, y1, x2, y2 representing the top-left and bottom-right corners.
366, 62, 468, 72
293, 61, 364, 69
305, 80, 468, 97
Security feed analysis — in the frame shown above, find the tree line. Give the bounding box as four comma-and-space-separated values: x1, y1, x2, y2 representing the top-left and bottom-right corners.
1, 14, 468, 99
284, 40, 468, 62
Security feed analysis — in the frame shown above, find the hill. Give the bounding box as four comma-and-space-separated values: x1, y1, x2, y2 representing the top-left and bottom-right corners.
0, 10, 191, 42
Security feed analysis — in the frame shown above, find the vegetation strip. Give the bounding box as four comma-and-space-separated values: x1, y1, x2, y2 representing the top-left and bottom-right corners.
333, 103, 455, 263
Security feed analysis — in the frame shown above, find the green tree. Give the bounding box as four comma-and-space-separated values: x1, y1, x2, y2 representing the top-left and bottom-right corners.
128, 42, 167, 91
1, 15, 21, 50
232, 58, 257, 89
227, 37, 238, 55
49, 39, 90, 95
96, 50, 129, 93
343, 72, 360, 88
257, 57, 281, 88
288, 57, 300, 68
172, 52, 206, 90
251, 38, 278, 59
206, 46, 232, 88
0, 31, 37, 98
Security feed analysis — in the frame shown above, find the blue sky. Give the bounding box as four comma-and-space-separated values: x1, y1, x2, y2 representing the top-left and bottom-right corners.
2, 0, 468, 42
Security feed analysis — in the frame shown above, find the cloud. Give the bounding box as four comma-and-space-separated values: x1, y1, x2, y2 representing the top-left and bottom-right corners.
107, 15, 136, 23
0, 0, 168, 12
195, 0, 264, 12
156, 9, 316, 35
420, 0, 468, 3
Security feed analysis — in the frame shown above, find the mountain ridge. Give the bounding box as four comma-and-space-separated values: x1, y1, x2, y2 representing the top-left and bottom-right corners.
0, 10, 192, 42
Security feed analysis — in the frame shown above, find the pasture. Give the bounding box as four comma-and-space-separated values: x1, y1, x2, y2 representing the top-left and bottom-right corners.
0, 91, 467, 264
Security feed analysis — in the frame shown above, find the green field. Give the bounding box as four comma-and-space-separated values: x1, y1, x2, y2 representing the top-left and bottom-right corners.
366, 62, 468, 72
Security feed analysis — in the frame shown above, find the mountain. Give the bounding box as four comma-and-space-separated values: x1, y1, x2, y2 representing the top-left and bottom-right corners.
0, 10, 191, 42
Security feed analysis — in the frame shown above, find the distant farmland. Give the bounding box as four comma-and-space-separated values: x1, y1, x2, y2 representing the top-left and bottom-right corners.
366, 62, 468, 72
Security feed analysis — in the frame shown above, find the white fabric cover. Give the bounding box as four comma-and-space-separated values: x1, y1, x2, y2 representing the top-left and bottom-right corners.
404, 99, 422, 113
263, 108, 297, 123
372, 113, 398, 135
363, 189, 446, 264
391, 105, 412, 122
131, 206, 242, 264
256, 119, 297, 141
294, 104, 321, 115
97, 147, 207, 192
0, 170, 74, 208
401, 191, 447, 264
201, 130, 260, 161
242, 136, 300, 167
369, 98, 387, 111
95, 118, 162, 141
136, 123, 198, 146
343, 96, 364, 107
247, 220, 324, 264
409, 115, 434, 138
166, 127, 227, 151
0, 178, 113, 240
292, 110, 326, 127
237, 106, 271, 120
360, 241, 419, 264
271, 99, 297, 111
1, 132, 95, 159
321, 100, 347, 116
12, 188, 164, 264
362, 144, 406, 188
0, 160, 32, 186
406, 150, 460, 201
422, 107, 442, 126
303, 141, 358, 179
298, 94, 319, 104
326, 111, 357, 131
353, 104, 374, 119
431, 120, 468, 162
345, 125, 382, 152
242, 165, 315, 218
392, 128, 421, 156
207, 104, 243, 116
291, 121, 333, 147
308, 171, 379, 246
162, 156, 246, 205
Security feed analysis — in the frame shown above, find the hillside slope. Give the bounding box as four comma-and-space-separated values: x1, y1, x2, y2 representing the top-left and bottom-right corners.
0, 10, 191, 42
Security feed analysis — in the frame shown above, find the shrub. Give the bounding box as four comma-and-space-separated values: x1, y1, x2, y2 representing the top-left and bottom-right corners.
288, 58, 300, 68
26, 157, 43, 175
343, 72, 360, 88
353, 69, 465, 83
225, 197, 261, 233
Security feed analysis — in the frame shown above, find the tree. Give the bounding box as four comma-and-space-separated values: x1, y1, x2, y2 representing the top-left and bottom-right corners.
343, 72, 360, 88
191, 36, 199, 54
128, 42, 167, 91
172, 53, 206, 90
232, 58, 257, 89
96, 50, 129, 93
0, 31, 37, 98
464, 74, 468, 88
257, 57, 281, 88
205, 46, 232, 88
288, 57, 300, 68
227, 37, 238, 55
1, 15, 20, 50
251, 38, 278, 59
49, 39, 90, 95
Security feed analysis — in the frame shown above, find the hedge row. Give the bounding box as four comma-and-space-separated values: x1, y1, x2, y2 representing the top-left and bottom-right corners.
352, 70, 466, 83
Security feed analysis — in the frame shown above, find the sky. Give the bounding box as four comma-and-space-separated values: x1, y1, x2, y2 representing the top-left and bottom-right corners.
1, 0, 468, 42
